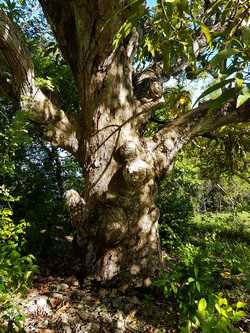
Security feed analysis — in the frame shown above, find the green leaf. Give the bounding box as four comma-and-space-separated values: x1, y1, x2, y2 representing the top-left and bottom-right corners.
236, 301, 246, 309
236, 87, 250, 108
196, 281, 201, 292
170, 282, 178, 294
198, 298, 207, 313
194, 78, 235, 106
215, 303, 221, 314
229, 24, 239, 38
209, 88, 235, 111
200, 23, 212, 48
186, 277, 195, 284
144, 36, 156, 57
35, 77, 54, 91
112, 20, 133, 49
218, 297, 228, 306
24, 270, 32, 281
220, 308, 228, 318
194, 264, 199, 278
232, 310, 247, 321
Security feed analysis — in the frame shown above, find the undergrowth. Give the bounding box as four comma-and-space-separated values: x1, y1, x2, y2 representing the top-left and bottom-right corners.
0, 186, 37, 332
156, 212, 250, 332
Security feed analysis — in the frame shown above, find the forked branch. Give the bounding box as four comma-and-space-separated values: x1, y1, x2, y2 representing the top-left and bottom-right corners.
148, 96, 250, 176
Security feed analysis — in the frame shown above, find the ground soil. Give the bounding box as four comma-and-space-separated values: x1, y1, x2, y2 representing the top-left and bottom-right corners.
21, 235, 177, 333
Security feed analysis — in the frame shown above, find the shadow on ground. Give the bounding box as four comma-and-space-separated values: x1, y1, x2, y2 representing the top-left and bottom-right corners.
22, 230, 177, 333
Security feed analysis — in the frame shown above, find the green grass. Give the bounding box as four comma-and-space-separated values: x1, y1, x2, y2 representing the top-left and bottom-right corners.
191, 212, 250, 244
157, 211, 250, 332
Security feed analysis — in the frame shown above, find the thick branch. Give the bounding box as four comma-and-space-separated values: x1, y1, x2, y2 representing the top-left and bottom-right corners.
148, 96, 250, 176
38, 0, 78, 76
25, 88, 79, 155
139, 98, 165, 113
194, 102, 250, 137
0, 10, 79, 156
0, 11, 32, 95
39, 1, 143, 76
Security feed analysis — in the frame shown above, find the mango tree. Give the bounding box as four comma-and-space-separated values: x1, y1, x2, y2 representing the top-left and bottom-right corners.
0, 0, 249, 288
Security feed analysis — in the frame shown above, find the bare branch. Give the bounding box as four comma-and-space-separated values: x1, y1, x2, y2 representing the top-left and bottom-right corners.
24, 88, 80, 155
156, 97, 250, 142
133, 97, 166, 128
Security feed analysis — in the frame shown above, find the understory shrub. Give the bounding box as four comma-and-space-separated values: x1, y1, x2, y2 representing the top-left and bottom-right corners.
156, 212, 250, 332
0, 186, 37, 332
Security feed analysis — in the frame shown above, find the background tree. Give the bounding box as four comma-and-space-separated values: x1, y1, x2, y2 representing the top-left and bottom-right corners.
0, 0, 249, 288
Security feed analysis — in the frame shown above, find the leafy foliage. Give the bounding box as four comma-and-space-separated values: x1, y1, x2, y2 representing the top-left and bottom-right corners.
0, 110, 31, 177
157, 157, 200, 248
0, 186, 37, 331
155, 145, 250, 331
155, 211, 250, 331
194, 295, 247, 333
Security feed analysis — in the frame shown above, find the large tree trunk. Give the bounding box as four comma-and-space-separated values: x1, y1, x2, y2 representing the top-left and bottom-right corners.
2, 1, 250, 290
75, 174, 162, 288
66, 46, 164, 289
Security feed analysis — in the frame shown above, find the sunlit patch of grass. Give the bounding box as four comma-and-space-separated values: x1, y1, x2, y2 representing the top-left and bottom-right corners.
190, 212, 250, 244
158, 211, 250, 331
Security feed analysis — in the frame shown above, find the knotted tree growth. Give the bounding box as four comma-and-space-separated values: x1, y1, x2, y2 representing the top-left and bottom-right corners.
0, 0, 249, 288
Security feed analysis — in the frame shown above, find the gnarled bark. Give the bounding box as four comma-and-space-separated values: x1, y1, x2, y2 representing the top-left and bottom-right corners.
65, 39, 163, 287
1, 1, 250, 288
